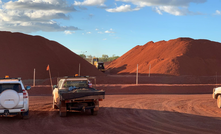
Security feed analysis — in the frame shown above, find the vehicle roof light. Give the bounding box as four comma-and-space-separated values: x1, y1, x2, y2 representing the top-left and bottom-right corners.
5, 75, 9, 78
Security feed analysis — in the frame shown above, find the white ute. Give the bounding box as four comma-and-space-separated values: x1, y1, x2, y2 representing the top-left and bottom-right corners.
0, 76, 31, 118
52, 76, 105, 117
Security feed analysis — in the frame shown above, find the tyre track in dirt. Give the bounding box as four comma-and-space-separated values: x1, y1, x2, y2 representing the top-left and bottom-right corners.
117, 96, 208, 134
0, 94, 221, 133
157, 97, 213, 133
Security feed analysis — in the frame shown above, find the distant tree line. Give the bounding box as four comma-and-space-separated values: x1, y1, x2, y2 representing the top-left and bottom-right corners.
79, 54, 119, 63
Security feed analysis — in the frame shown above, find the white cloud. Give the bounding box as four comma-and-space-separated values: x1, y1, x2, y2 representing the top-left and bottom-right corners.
98, 31, 103, 34
87, 32, 91, 34
116, 0, 206, 7
0, 0, 2, 4
104, 28, 115, 33
106, 4, 140, 12
95, 28, 99, 30
154, 6, 189, 16
111, 0, 206, 15
4, 0, 75, 12
154, 7, 162, 15
215, 10, 221, 15
89, 13, 94, 17
103, 38, 107, 40
64, 30, 75, 34
0, 0, 79, 33
74, 0, 105, 6
105, 30, 114, 33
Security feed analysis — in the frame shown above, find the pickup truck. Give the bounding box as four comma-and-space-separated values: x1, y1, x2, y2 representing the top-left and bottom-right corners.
52, 76, 105, 117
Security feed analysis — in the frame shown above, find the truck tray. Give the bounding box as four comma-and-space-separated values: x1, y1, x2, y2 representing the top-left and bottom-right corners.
59, 90, 105, 100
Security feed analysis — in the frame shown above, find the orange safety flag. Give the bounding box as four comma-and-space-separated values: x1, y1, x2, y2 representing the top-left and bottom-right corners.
46, 65, 49, 71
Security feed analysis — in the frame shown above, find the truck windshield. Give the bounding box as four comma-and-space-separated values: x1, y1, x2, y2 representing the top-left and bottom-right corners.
63, 80, 88, 88
0, 83, 22, 93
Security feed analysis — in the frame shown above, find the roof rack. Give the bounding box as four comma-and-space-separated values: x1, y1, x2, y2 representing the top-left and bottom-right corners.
64, 76, 89, 78
56, 76, 97, 88
0, 77, 21, 81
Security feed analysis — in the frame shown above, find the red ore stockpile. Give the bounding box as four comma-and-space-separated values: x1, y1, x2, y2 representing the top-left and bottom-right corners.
0, 31, 104, 79
107, 38, 221, 76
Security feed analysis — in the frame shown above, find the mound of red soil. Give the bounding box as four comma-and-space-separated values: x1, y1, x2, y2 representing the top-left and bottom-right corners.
107, 38, 221, 76
0, 31, 104, 79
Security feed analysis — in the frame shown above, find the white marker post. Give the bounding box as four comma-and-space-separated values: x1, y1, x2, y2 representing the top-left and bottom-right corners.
136, 64, 138, 85
33, 68, 35, 87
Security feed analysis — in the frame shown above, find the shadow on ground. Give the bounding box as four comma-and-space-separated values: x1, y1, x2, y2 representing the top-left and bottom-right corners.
0, 107, 220, 134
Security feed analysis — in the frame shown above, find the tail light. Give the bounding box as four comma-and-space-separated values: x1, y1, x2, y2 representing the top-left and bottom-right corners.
99, 99, 103, 101
88, 82, 92, 88
23, 89, 28, 98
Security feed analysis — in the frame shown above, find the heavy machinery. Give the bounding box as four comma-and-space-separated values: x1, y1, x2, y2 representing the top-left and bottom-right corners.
91, 58, 105, 72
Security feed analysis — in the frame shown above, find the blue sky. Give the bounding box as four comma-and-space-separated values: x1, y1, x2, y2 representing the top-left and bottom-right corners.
0, 0, 221, 57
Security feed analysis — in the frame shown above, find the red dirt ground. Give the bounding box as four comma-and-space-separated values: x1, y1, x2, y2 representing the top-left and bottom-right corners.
0, 84, 219, 134
106, 38, 221, 76
0, 31, 104, 79
28, 84, 215, 96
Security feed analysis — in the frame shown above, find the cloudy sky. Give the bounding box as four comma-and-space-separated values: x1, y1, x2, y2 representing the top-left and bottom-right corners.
0, 0, 221, 57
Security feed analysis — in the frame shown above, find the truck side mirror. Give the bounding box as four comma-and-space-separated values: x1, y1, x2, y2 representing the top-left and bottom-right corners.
25, 86, 31, 90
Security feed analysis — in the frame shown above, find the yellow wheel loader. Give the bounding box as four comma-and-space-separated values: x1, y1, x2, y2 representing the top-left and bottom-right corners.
91, 58, 105, 73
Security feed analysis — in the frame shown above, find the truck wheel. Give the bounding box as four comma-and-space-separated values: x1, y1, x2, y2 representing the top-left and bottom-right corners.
217, 95, 221, 108
21, 110, 29, 119
52, 98, 58, 109
91, 109, 98, 115
59, 101, 67, 117
59, 110, 67, 117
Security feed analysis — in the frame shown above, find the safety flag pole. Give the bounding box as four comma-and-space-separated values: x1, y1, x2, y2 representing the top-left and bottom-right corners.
79, 63, 81, 76
47, 65, 53, 91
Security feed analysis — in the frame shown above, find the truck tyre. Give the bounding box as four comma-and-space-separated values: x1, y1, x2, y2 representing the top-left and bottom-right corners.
217, 95, 221, 108
59, 110, 67, 117
59, 101, 67, 117
52, 98, 58, 109
91, 109, 98, 115
21, 110, 29, 119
